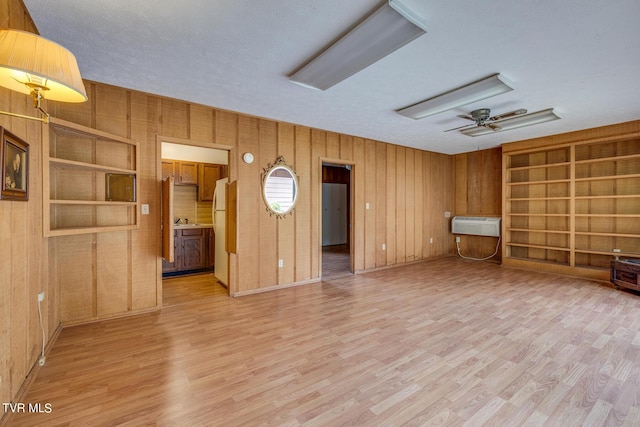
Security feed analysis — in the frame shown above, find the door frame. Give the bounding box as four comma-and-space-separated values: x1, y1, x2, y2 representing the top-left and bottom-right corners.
156, 135, 234, 302
319, 158, 355, 276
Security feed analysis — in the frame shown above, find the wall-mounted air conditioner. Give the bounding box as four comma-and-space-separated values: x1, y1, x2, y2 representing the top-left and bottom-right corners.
451, 216, 501, 237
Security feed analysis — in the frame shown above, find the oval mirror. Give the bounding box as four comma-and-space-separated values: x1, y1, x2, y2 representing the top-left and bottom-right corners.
262, 156, 299, 218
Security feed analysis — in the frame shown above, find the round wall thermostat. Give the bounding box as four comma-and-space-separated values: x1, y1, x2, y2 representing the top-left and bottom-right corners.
243, 152, 254, 164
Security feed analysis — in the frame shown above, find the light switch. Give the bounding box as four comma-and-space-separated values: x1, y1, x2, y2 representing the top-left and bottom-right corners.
141, 204, 150, 215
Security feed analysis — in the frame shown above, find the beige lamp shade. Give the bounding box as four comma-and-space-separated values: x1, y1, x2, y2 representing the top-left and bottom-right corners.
0, 29, 87, 103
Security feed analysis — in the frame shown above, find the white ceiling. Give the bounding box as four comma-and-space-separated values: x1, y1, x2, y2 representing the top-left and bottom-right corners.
24, 0, 640, 155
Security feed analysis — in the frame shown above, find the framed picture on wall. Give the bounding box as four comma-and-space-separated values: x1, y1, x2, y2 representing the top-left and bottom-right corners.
1, 126, 29, 201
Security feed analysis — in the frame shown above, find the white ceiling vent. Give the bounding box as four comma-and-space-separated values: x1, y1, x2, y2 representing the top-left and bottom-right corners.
452, 216, 501, 237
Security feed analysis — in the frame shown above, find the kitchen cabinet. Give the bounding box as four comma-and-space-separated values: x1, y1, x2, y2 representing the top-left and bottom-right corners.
162, 159, 227, 193
181, 228, 207, 270
198, 163, 228, 201
175, 161, 198, 185
162, 160, 174, 180
198, 163, 220, 201
162, 160, 198, 184
162, 227, 214, 275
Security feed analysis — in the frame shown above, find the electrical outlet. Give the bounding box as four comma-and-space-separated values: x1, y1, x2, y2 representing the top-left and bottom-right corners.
366, 203, 370, 210
382, 243, 386, 250
278, 259, 284, 268
38, 292, 45, 302
613, 248, 622, 253
429, 237, 433, 244
444, 211, 451, 218
456, 236, 461, 243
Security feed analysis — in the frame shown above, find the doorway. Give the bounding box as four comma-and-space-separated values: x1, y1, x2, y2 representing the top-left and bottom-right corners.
321, 162, 352, 278
160, 140, 230, 305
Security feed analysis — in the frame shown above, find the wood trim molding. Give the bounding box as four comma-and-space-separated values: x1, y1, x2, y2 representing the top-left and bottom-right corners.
231, 277, 322, 297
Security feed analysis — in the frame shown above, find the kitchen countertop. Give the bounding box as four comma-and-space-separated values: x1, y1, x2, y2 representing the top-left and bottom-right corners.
174, 223, 213, 229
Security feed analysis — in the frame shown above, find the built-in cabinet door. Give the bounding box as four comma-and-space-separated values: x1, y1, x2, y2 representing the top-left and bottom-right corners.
161, 160, 174, 180
198, 164, 220, 201
162, 228, 215, 274
162, 230, 179, 272
182, 230, 206, 270
208, 228, 215, 269
176, 161, 198, 185
161, 176, 174, 263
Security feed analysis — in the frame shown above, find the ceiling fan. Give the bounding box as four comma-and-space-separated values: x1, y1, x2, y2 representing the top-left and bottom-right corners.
445, 108, 527, 132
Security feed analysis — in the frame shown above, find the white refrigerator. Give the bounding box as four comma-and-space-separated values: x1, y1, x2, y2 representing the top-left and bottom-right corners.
213, 177, 229, 286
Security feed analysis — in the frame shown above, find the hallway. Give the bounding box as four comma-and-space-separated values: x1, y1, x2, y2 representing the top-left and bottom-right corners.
322, 244, 351, 279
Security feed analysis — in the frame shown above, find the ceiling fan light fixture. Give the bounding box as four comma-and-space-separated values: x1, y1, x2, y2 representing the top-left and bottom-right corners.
397, 74, 513, 120
460, 108, 560, 137
289, 0, 427, 91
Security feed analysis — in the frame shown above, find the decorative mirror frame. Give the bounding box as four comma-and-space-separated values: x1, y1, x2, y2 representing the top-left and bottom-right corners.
262, 156, 299, 218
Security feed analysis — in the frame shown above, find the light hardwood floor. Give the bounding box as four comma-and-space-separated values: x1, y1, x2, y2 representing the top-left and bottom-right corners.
322, 244, 351, 279
8, 257, 640, 426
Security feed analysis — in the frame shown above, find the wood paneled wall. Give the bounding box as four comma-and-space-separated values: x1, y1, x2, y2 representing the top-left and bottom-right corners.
52, 81, 457, 293
0, 0, 496, 412
0, 0, 54, 412
45, 81, 457, 306
454, 148, 503, 261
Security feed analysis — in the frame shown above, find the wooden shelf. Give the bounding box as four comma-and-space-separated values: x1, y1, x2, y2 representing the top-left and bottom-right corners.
508, 228, 570, 234
50, 200, 137, 206
574, 213, 639, 218
503, 135, 640, 274
508, 213, 570, 217
574, 173, 640, 182
44, 118, 139, 237
506, 161, 571, 172
48, 117, 136, 146
506, 196, 571, 201
575, 249, 640, 258
47, 224, 138, 237
50, 157, 136, 175
574, 152, 640, 164
575, 231, 639, 238
574, 194, 640, 200
506, 242, 570, 252
507, 178, 571, 186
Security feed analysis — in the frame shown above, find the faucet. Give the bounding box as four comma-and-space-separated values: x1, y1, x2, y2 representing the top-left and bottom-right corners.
174, 217, 182, 224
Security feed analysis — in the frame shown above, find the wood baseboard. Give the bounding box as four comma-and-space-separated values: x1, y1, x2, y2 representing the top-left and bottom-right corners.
60, 306, 161, 327
232, 277, 322, 297
0, 323, 63, 427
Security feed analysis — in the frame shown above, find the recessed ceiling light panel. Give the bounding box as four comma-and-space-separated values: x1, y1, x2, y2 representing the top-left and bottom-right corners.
290, 0, 427, 91
397, 74, 513, 120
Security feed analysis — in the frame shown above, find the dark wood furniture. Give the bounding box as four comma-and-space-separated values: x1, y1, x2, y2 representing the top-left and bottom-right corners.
610, 259, 640, 292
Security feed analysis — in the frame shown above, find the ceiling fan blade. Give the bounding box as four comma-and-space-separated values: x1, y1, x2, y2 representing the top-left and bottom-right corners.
444, 123, 475, 132
489, 108, 527, 121
486, 123, 502, 131
457, 114, 475, 121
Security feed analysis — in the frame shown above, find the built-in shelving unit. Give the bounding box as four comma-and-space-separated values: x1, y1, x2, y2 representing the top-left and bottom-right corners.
503, 133, 640, 279
43, 117, 139, 237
